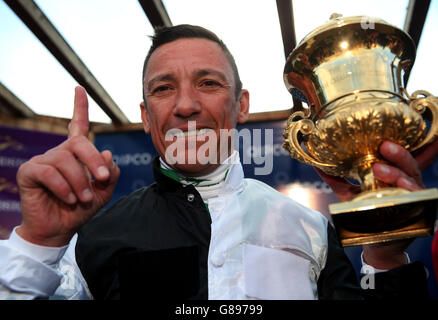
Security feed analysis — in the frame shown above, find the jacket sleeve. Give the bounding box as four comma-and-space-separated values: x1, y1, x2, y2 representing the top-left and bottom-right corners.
0, 230, 92, 300
317, 223, 429, 300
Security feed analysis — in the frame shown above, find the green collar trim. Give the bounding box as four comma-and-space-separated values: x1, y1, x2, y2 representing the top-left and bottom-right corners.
159, 167, 181, 182
159, 167, 230, 187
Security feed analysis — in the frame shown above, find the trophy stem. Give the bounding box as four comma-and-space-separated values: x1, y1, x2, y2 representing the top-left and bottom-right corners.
355, 155, 389, 192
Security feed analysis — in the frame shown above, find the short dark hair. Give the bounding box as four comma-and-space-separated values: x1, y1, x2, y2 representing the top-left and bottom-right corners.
142, 24, 243, 101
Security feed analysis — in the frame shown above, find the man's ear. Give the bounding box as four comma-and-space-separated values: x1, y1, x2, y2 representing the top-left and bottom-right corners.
140, 101, 151, 134
237, 89, 250, 124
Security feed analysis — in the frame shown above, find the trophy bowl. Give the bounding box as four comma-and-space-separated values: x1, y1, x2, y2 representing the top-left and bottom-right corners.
282, 15, 438, 246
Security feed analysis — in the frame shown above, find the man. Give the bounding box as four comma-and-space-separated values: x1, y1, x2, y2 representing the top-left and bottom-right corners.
0, 25, 435, 299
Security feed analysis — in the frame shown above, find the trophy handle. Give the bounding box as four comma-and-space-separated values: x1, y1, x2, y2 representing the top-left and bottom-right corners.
283, 110, 335, 168
405, 90, 438, 151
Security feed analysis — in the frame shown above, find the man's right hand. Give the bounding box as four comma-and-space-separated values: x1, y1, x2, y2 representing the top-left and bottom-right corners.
15, 86, 120, 247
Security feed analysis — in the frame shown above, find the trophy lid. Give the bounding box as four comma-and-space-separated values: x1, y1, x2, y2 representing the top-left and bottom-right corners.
284, 14, 416, 115
298, 14, 390, 46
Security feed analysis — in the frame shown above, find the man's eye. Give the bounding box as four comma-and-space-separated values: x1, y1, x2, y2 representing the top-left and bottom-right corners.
200, 80, 221, 87
151, 85, 172, 95
154, 86, 170, 92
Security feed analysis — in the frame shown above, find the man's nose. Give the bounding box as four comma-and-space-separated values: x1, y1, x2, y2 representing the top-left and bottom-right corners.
173, 85, 202, 117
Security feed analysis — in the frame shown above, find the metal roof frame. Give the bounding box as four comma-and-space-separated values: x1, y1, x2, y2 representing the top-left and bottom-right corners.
0, 81, 35, 118
403, 0, 431, 85
276, 0, 302, 110
138, 0, 172, 29
4, 0, 130, 124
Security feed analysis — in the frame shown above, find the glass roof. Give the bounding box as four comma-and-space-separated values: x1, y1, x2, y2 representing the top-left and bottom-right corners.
0, 0, 436, 123
0, 0, 154, 123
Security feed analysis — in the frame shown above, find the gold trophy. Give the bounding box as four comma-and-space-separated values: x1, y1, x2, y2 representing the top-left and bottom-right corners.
282, 15, 438, 246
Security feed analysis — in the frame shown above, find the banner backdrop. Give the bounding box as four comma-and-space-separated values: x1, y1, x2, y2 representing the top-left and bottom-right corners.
94, 120, 438, 298
0, 125, 66, 239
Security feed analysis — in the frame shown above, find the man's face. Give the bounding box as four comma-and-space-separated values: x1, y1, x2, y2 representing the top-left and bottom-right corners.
141, 38, 249, 176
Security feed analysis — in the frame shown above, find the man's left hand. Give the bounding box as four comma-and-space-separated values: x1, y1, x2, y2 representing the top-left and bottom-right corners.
316, 139, 438, 270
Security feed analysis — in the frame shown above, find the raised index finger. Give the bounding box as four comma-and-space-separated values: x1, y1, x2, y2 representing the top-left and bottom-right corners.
68, 86, 89, 138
